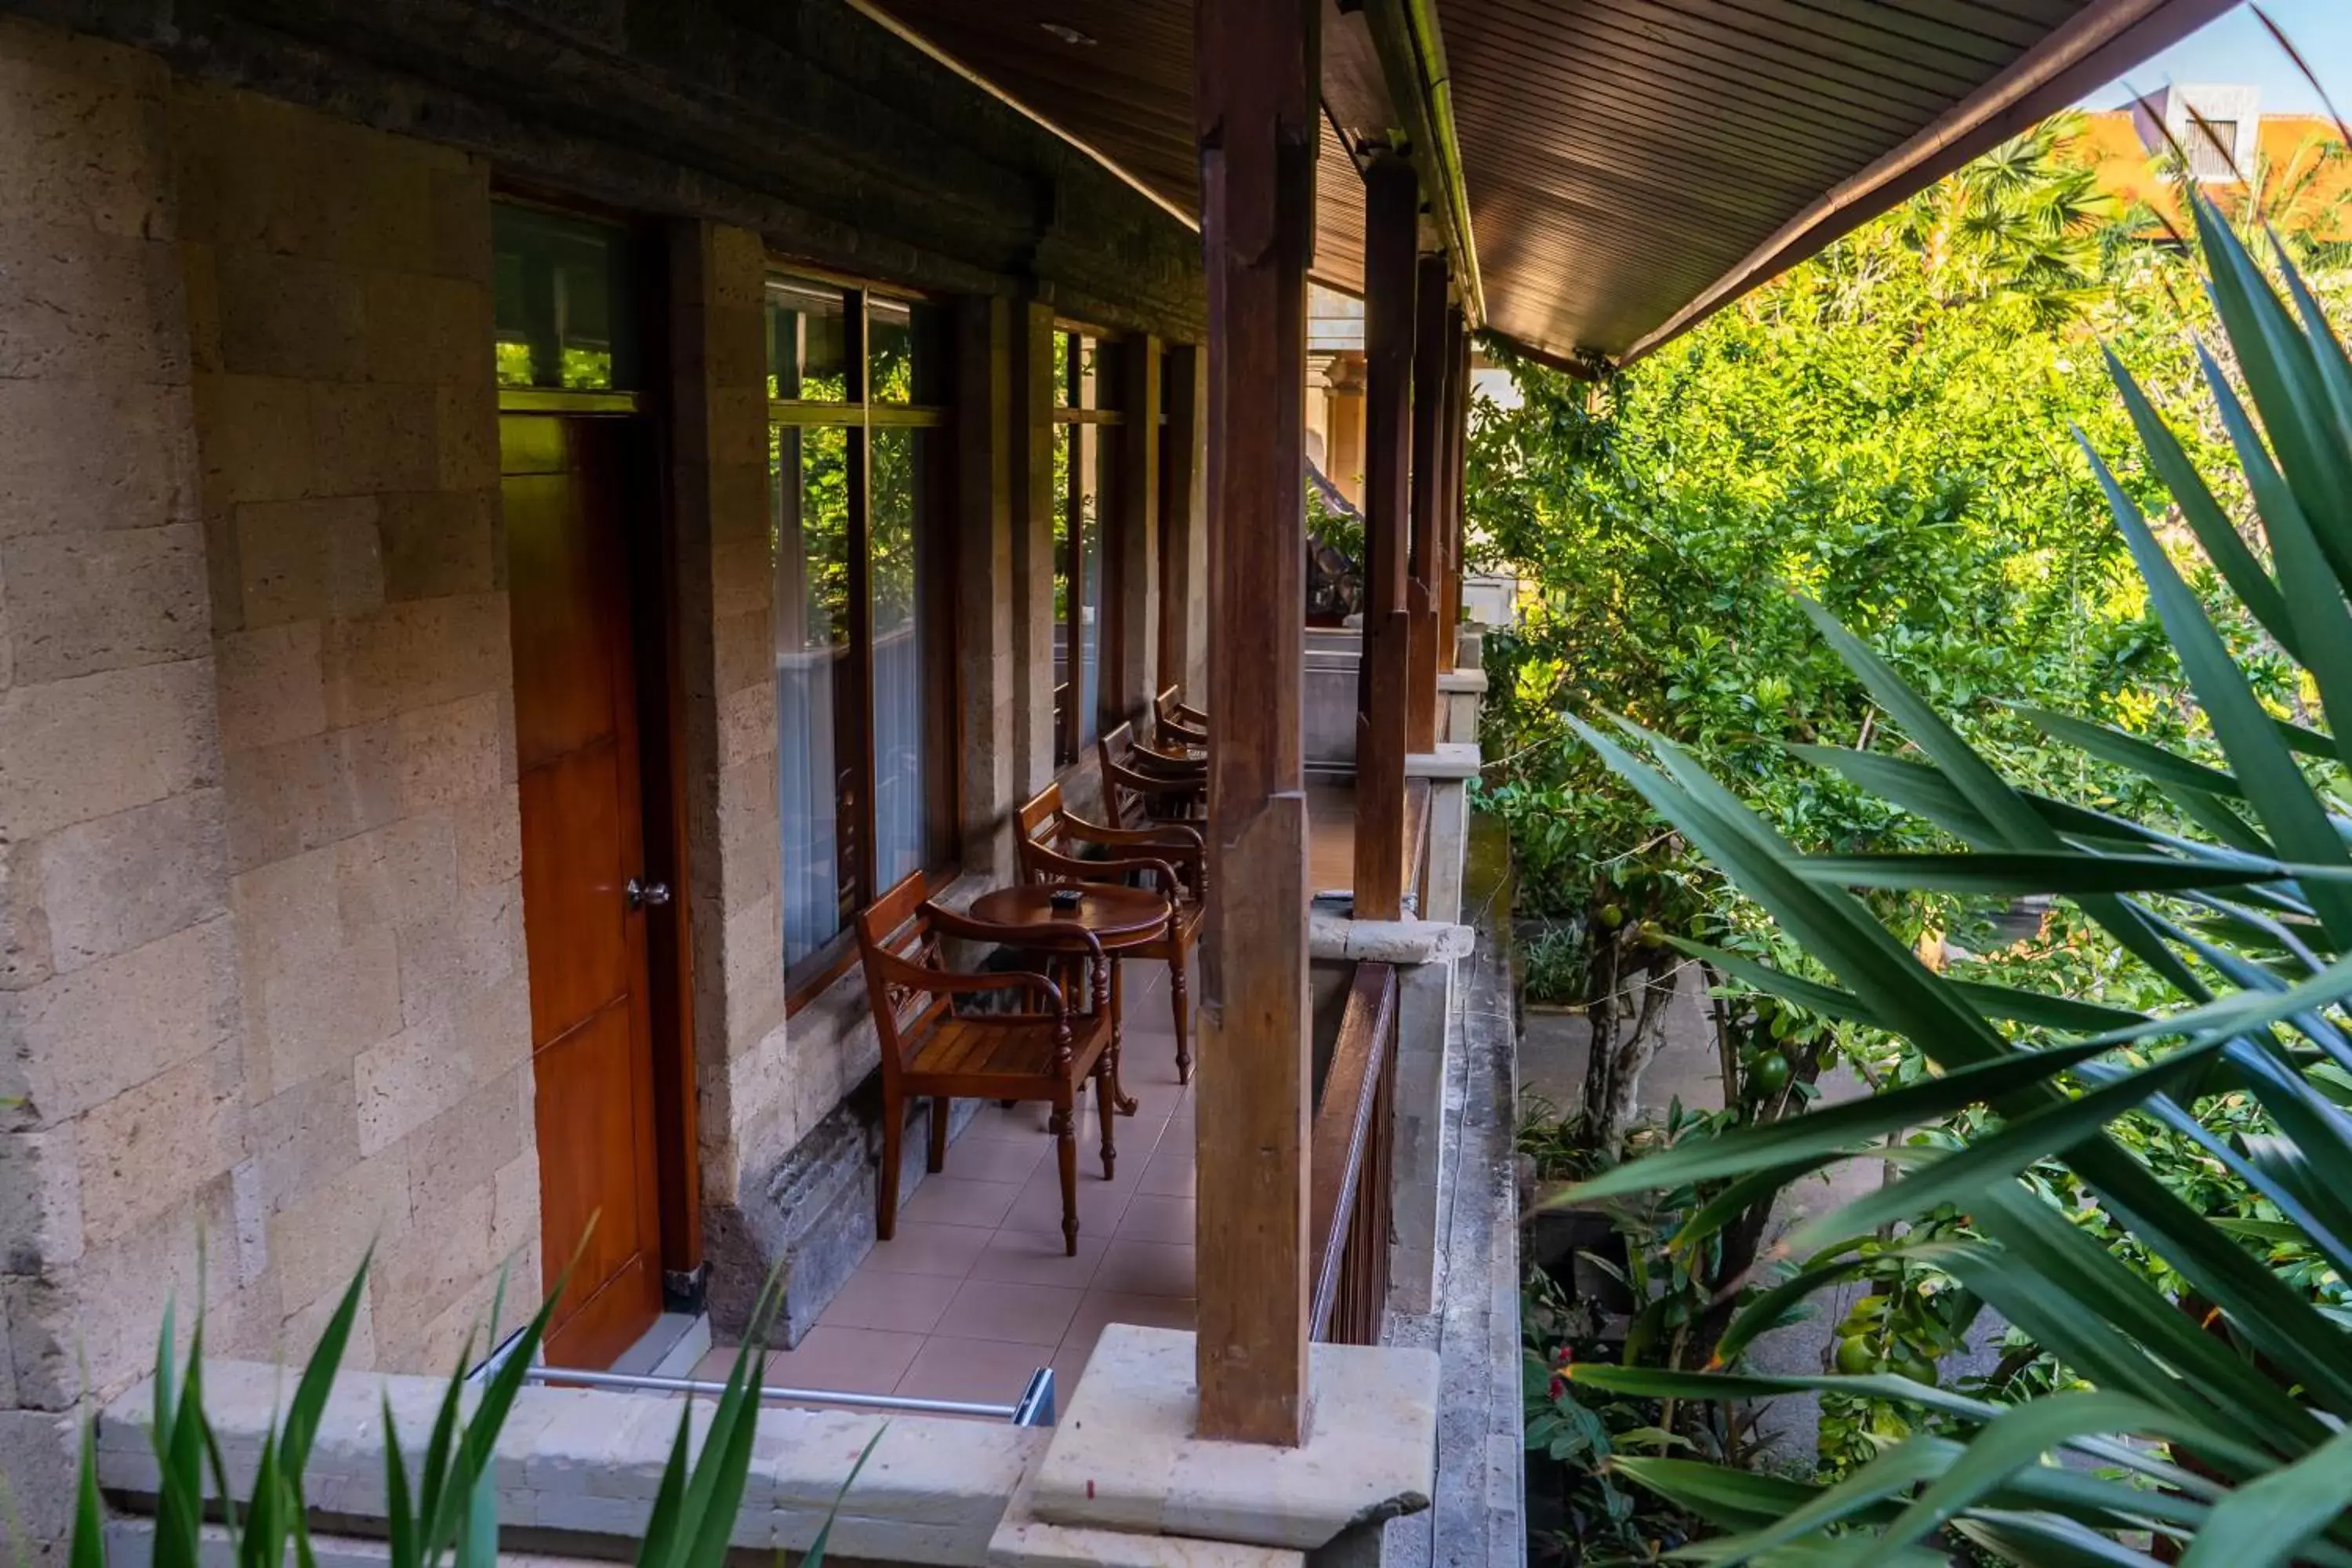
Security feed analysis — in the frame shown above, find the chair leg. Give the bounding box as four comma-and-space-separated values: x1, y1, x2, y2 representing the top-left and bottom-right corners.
1050, 1098, 1080, 1255
1169, 940, 1193, 1086
928, 1095, 951, 1173
878, 1093, 904, 1241
1095, 1061, 1117, 1180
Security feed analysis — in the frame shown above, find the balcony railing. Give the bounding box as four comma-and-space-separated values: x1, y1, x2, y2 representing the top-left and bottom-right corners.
1308, 959, 1399, 1345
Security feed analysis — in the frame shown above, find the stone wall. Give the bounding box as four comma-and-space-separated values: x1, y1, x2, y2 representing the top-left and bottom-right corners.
0, 20, 238, 1532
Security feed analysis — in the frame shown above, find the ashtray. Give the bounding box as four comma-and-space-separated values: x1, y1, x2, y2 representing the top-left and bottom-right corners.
1047, 886, 1084, 911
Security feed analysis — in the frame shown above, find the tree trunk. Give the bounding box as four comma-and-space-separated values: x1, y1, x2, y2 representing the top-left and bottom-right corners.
1583, 949, 1676, 1156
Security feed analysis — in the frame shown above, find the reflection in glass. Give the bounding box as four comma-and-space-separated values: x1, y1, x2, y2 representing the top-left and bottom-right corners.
767, 281, 850, 401
870, 429, 928, 891
492, 204, 637, 390
1075, 423, 1103, 747
775, 423, 855, 968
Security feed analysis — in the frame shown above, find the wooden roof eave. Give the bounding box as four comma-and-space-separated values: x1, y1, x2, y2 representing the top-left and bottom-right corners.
1612, 0, 2240, 368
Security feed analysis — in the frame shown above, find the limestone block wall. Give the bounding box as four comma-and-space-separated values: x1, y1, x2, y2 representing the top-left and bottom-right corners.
0, 22, 244, 1530
177, 80, 538, 1378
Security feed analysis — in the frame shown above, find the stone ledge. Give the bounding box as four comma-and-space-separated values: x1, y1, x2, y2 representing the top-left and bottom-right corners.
1402, 742, 1480, 781
99, 1359, 1043, 1564
1306, 913, 1474, 966
1027, 1327, 1436, 1552
989, 1474, 1305, 1568
1436, 670, 1487, 695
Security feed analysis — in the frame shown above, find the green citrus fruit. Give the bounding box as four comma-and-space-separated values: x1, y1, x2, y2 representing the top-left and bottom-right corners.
1749, 1052, 1791, 1094
1834, 1335, 1876, 1376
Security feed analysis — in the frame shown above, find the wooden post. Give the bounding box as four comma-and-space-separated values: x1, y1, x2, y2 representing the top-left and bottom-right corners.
1406, 253, 1451, 753
1160, 344, 1207, 701
1195, 0, 1317, 1446
1324, 353, 1367, 507
1352, 149, 1417, 922
1112, 335, 1163, 727
1436, 308, 1469, 674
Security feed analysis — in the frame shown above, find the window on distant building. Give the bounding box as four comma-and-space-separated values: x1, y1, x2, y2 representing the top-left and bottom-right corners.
2187, 118, 2240, 182
768, 274, 956, 1000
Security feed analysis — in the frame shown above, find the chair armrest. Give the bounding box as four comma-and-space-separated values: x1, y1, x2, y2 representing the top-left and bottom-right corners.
922, 902, 1109, 965
1176, 702, 1209, 725
1022, 844, 1185, 900
1058, 816, 1207, 855
862, 942, 1068, 1015
1105, 758, 1204, 801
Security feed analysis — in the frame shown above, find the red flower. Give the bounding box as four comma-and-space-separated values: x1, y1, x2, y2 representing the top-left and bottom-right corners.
1548, 1375, 1566, 1400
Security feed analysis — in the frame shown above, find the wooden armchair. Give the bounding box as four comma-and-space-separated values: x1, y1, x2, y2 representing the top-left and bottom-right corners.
856, 872, 1117, 1254
1017, 782, 1206, 1083
1156, 685, 1209, 746
1098, 720, 1207, 831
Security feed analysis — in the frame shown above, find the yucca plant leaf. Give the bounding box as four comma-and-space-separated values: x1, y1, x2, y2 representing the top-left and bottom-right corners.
2278, 717, 2338, 762
1667, 1156, 1859, 1252
1694, 1437, 1962, 1565
2083, 436, 2352, 945
1684, 938, 2148, 1034
154, 1319, 209, 1568
1793, 851, 2276, 897
71, 1412, 105, 1568
456, 1465, 498, 1568
2103, 344, 2299, 659
1859, 1392, 2277, 1568
1777, 1043, 2223, 1258
1951, 1511, 2182, 1568
1710, 1254, 1876, 1366
1557, 1036, 2117, 1203
2273, 240, 2352, 461
2159, 784, 2278, 860
280, 1254, 369, 1499
1600, 1457, 1834, 1530
2179, 1423, 2352, 1568
802, 1427, 885, 1568
1568, 1363, 1998, 1425
2011, 705, 2244, 801
638, 1403, 695, 1568
383, 1397, 416, 1568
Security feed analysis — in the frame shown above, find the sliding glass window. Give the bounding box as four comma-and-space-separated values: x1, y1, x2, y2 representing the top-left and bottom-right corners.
770, 276, 953, 998
1053, 328, 1120, 765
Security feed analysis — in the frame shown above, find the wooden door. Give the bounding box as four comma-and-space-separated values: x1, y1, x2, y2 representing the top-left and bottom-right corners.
503, 408, 667, 1368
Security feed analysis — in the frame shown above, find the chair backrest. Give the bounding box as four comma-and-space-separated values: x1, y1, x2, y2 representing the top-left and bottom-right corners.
1155, 685, 1181, 723
1015, 782, 1071, 878
854, 871, 951, 1090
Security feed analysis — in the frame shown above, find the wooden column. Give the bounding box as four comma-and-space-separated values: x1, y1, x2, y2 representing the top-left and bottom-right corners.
1112, 336, 1163, 727
1324, 354, 1367, 507
1010, 300, 1060, 797
1352, 149, 1418, 922
1194, 0, 1317, 1446
1436, 309, 1469, 674
1406, 254, 1451, 753
1159, 343, 1207, 701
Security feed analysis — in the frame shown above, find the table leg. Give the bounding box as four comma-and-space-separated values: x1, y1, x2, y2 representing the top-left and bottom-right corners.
1109, 956, 1138, 1117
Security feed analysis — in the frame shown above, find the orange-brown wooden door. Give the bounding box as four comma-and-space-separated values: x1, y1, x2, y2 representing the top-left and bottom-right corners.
503, 409, 666, 1368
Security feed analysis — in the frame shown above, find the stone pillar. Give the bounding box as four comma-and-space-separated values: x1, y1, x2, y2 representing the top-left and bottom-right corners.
669, 220, 777, 1269
1161, 343, 1210, 705
1324, 352, 1367, 508
1388, 958, 1454, 1316
1109, 335, 1161, 727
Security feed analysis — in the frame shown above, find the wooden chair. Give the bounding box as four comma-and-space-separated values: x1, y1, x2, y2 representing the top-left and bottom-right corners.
1098, 720, 1207, 830
1156, 685, 1209, 746
1017, 782, 1206, 1083
855, 872, 1117, 1255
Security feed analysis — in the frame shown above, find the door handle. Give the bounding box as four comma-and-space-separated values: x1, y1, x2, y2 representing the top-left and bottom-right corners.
626, 877, 672, 910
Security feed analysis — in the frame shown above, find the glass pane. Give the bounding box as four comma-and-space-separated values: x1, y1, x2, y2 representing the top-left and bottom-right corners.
767, 279, 850, 401
492, 204, 638, 390
1076, 421, 1104, 747
870, 297, 916, 405
870, 427, 930, 890
1052, 423, 1073, 760
775, 423, 857, 969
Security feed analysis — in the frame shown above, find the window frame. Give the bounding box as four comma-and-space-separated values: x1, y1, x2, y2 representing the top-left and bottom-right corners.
1052, 324, 1125, 767
769, 271, 960, 1012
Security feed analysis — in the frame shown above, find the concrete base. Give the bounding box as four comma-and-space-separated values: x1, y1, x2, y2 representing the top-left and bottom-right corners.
990, 1475, 1305, 1568
1026, 1327, 1436, 1552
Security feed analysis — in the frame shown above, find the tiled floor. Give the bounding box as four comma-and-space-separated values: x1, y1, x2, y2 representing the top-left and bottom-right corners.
691, 957, 1197, 1415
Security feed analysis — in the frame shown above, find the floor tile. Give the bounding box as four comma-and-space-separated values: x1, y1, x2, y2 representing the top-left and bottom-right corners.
938, 1132, 1048, 1184
1115, 1194, 1196, 1245
1000, 1171, 1134, 1238
1091, 1239, 1196, 1298
818, 1267, 962, 1335
960, 1101, 1056, 1142
1135, 1144, 1195, 1197
762, 1326, 924, 1396
942, 1278, 1084, 1347
898, 1174, 1022, 1228
968, 1225, 1108, 1288
861, 1221, 991, 1279
1060, 1290, 1197, 1362
895, 1334, 1059, 1410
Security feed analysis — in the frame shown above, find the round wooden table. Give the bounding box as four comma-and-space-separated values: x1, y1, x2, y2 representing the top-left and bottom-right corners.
969, 882, 1171, 1120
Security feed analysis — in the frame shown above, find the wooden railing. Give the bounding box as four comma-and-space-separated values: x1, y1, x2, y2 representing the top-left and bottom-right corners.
1308, 960, 1399, 1345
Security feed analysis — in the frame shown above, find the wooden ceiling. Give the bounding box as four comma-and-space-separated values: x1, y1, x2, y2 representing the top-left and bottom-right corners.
858, 0, 2227, 362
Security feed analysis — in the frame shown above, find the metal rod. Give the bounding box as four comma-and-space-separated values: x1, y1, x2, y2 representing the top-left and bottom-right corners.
515, 1363, 1044, 1424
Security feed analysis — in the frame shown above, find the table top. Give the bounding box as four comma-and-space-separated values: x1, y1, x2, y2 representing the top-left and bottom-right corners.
969, 883, 1171, 947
